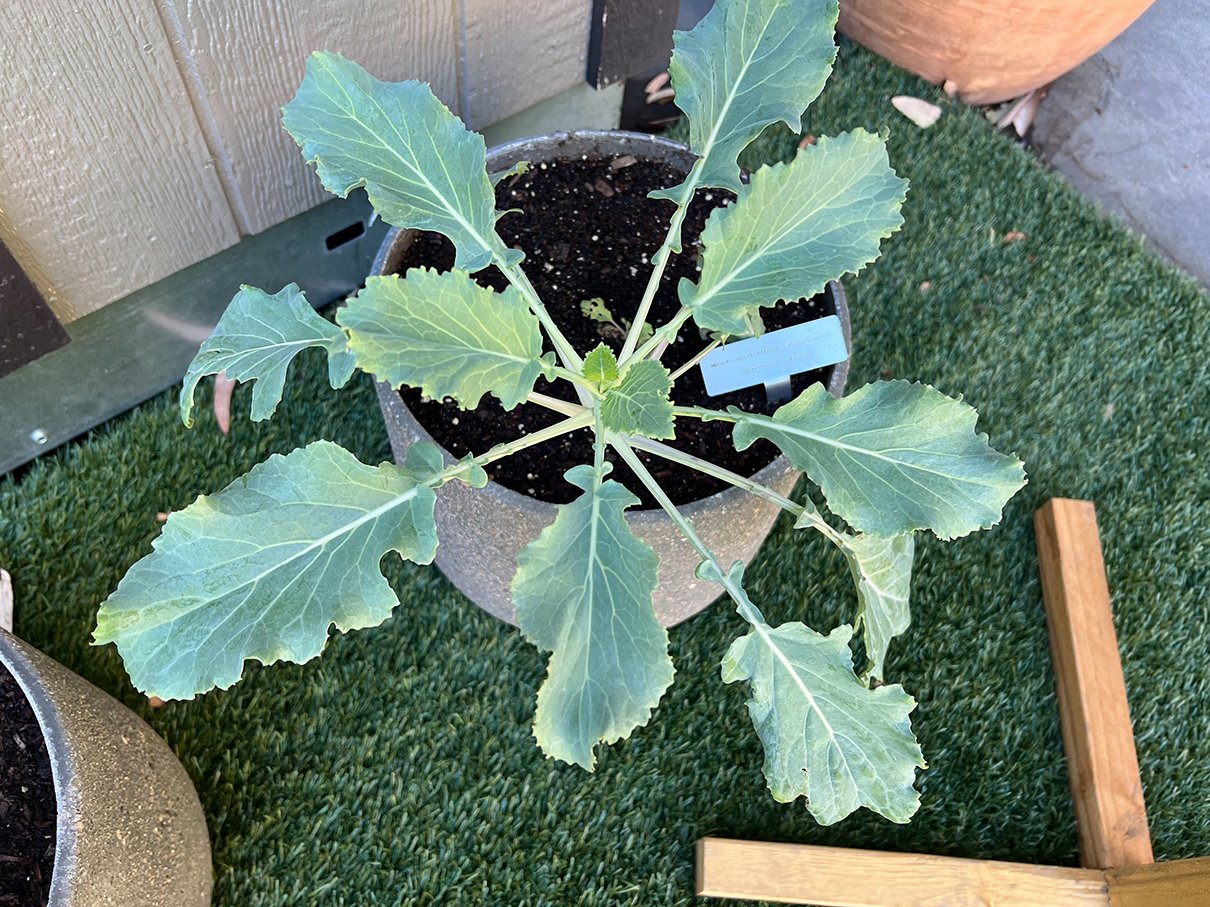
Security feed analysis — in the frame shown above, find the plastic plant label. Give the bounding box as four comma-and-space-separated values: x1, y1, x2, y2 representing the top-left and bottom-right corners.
699, 315, 847, 396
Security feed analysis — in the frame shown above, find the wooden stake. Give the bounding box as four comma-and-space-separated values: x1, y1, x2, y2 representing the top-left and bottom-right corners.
695, 838, 1108, 906
0, 568, 12, 633
1035, 499, 1153, 868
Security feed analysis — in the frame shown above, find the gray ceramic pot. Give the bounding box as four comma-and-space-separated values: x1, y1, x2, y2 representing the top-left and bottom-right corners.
373, 131, 850, 627
0, 631, 212, 907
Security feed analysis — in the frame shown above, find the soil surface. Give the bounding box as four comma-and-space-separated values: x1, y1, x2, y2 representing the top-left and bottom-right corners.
394, 154, 838, 508
0, 663, 55, 907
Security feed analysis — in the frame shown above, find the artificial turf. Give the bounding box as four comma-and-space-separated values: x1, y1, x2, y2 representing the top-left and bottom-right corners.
3, 39, 1209, 905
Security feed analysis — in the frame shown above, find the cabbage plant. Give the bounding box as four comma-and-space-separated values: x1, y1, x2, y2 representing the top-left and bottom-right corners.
95, 0, 1026, 825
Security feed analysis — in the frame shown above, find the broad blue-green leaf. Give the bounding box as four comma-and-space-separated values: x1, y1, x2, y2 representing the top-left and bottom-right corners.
682, 131, 907, 335
338, 269, 547, 410
723, 609, 924, 825
838, 531, 915, 681
600, 359, 675, 440
512, 464, 673, 769
180, 284, 354, 428
282, 52, 512, 271
583, 342, 620, 391
94, 440, 453, 700
655, 0, 839, 200
730, 381, 1027, 539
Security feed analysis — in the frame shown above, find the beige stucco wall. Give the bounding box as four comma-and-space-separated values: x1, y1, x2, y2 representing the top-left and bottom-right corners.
0, 0, 591, 323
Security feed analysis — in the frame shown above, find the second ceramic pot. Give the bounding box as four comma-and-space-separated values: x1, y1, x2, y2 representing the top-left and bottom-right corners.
0, 631, 212, 907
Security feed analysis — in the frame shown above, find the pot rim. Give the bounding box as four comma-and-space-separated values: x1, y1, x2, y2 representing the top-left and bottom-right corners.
371, 129, 852, 523
0, 631, 79, 900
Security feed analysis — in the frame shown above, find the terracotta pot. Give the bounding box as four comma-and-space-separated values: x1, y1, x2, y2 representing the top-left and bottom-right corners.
0, 631, 212, 906
372, 130, 850, 627
839, 0, 1156, 104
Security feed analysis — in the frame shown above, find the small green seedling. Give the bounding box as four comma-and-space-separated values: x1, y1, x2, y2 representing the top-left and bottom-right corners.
95, 0, 1025, 826
581, 297, 653, 346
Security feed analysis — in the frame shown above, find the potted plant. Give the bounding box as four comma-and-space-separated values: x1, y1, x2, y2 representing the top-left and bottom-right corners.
1, 630, 211, 906
371, 129, 851, 627
95, 0, 1025, 829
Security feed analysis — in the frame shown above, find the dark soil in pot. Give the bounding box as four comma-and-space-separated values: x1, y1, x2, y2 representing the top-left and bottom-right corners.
395, 154, 840, 508
0, 663, 54, 906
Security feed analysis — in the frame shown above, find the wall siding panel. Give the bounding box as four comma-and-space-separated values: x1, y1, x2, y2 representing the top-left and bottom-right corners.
0, 0, 239, 323
461, 0, 591, 129
171, 0, 461, 236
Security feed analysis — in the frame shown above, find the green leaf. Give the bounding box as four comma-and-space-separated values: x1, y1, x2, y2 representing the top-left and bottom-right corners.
94, 440, 452, 700
490, 160, 529, 187
512, 464, 674, 769
337, 269, 547, 410
837, 531, 914, 681
580, 298, 614, 325
180, 284, 354, 428
730, 381, 1027, 539
583, 343, 620, 390
655, 0, 839, 200
282, 52, 512, 271
600, 360, 675, 440
682, 131, 907, 335
717, 564, 923, 824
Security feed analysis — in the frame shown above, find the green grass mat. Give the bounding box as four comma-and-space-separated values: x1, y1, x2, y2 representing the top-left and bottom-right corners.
3, 41, 1208, 905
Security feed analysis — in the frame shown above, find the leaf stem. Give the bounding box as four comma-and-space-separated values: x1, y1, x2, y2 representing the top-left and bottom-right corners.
526, 392, 585, 417
628, 307, 696, 365
548, 364, 598, 393
607, 434, 764, 627
621, 435, 844, 546
443, 409, 593, 484
617, 161, 703, 363
671, 404, 735, 422
489, 241, 591, 406
667, 339, 721, 383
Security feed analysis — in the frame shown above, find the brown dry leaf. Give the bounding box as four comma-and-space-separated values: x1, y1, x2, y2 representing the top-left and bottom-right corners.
593, 177, 615, 199
797, 134, 817, 150
995, 88, 1045, 136
156, 512, 171, 523
644, 71, 670, 95
1, 569, 13, 634
148, 697, 165, 709
646, 87, 676, 105
1003, 231, 1027, 244
891, 96, 942, 128
213, 371, 235, 435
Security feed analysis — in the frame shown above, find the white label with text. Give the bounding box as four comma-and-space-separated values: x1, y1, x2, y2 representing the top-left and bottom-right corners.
699, 315, 847, 396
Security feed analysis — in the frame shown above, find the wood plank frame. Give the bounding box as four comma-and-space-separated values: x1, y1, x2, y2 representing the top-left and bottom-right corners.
1035, 499, 1153, 868
694, 499, 1210, 905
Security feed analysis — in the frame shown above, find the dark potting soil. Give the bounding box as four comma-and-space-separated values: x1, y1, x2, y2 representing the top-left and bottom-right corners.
395, 154, 838, 508
0, 664, 55, 907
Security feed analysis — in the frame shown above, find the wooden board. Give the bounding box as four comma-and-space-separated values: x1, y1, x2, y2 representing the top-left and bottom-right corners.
695, 838, 1109, 906
0, 0, 239, 323
167, 0, 460, 236
461, 0, 591, 129
1106, 857, 1210, 907
0, 241, 69, 378
1035, 499, 1154, 869
587, 0, 679, 87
